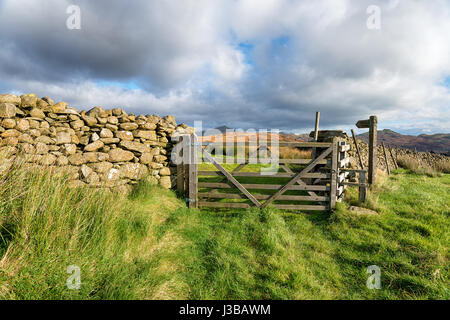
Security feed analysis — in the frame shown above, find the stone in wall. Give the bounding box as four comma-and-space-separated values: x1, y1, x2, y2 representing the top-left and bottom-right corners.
346, 136, 449, 171
0, 93, 193, 191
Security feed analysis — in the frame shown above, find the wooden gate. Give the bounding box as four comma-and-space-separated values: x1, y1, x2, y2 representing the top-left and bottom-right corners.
175, 134, 350, 212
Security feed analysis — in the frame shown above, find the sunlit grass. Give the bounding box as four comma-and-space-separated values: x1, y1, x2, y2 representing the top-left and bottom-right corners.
0, 159, 448, 299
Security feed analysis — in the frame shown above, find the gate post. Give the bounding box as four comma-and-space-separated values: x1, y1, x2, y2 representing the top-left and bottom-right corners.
177, 135, 186, 196
358, 170, 367, 203
187, 134, 198, 208
368, 115, 378, 185
329, 137, 338, 210
356, 115, 378, 185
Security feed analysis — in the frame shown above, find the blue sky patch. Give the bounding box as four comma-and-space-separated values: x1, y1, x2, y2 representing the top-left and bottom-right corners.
444, 76, 450, 87
95, 79, 140, 90
238, 42, 255, 65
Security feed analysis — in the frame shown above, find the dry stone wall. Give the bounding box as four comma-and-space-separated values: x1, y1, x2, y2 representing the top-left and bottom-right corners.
310, 130, 448, 171
0, 93, 193, 192
346, 137, 449, 171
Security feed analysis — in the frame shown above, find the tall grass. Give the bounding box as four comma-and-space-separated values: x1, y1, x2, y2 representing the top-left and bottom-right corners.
0, 159, 188, 299
0, 158, 448, 299
396, 155, 449, 177
278, 147, 311, 160
434, 159, 450, 174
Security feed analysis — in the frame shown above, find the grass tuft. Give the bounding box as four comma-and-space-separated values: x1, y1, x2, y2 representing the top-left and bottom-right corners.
396, 155, 446, 177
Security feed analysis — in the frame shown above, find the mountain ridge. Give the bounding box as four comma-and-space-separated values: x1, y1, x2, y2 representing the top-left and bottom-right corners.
357, 129, 449, 154
201, 126, 449, 155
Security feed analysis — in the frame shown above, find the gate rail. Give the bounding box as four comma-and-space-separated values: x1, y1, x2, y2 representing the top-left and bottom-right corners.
175, 134, 353, 212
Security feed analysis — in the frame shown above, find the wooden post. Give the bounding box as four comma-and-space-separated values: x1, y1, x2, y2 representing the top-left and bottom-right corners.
358, 170, 367, 203
177, 135, 185, 196
388, 144, 398, 170
311, 112, 320, 160
187, 134, 198, 208
351, 129, 364, 169
329, 138, 338, 210
382, 142, 391, 175
368, 116, 377, 185
314, 112, 320, 141
355, 116, 377, 185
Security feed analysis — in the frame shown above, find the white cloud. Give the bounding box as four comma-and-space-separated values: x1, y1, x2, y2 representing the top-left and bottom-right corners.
0, 0, 448, 134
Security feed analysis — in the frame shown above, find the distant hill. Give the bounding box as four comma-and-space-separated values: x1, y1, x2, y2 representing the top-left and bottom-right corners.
200, 127, 311, 143
214, 125, 232, 134
357, 129, 450, 155
202, 126, 231, 135
202, 127, 449, 155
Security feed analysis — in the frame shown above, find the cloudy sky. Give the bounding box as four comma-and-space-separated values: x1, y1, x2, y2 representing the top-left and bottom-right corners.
0, 0, 449, 135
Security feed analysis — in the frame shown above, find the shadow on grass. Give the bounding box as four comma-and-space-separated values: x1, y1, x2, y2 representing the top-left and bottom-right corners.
0, 223, 16, 257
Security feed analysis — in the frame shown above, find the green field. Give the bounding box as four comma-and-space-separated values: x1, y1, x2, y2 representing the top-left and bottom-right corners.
0, 164, 448, 299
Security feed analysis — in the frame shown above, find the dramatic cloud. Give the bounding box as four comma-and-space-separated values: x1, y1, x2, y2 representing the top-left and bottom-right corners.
0, 0, 449, 134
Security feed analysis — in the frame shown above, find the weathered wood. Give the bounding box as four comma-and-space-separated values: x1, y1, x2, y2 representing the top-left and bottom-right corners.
356, 119, 370, 128
198, 192, 329, 202
198, 182, 330, 191
218, 146, 324, 198
204, 157, 330, 165
198, 171, 329, 179
387, 144, 399, 170
199, 202, 251, 209
339, 168, 368, 173
177, 164, 184, 195
329, 138, 338, 210
281, 158, 329, 164
188, 134, 198, 208
199, 201, 329, 211
176, 135, 185, 196
280, 164, 293, 173
351, 129, 365, 169
232, 163, 247, 172
358, 170, 367, 202
314, 112, 320, 141
280, 141, 332, 147
202, 149, 262, 208
184, 164, 189, 195
368, 116, 377, 185
311, 111, 320, 160
202, 141, 332, 148
393, 146, 399, 164
382, 142, 391, 175
265, 139, 318, 198
342, 182, 368, 187
271, 204, 328, 211
195, 134, 346, 212
254, 143, 320, 199
261, 146, 333, 208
